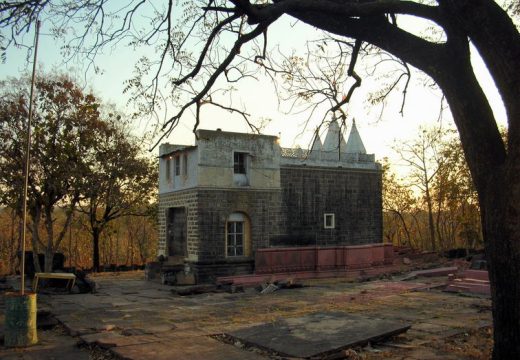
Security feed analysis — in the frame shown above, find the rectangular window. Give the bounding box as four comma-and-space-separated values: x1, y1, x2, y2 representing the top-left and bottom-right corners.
183, 154, 188, 176
324, 213, 335, 229
227, 221, 244, 256
175, 155, 181, 176
165, 158, 171, 181
233, 152, 247, 174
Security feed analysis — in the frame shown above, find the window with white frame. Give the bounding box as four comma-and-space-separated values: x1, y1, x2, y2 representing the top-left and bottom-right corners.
227, 221, 244, 256
324, 213, 335, 229
226, 212, 250, 257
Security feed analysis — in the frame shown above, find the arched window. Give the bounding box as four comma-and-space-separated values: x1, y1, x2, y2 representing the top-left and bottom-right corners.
226, 212, 251, 257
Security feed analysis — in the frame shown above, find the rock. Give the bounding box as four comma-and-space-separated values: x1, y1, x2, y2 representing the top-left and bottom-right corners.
161, 271, 176, 285
260, 283, 279, 294
403, 257, 412, 265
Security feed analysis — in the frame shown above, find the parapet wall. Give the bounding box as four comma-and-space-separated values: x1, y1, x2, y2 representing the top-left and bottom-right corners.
280, 147, 379, 170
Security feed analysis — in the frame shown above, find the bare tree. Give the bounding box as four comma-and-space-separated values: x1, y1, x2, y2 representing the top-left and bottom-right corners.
381, 159, 415, 248
393, 126, 445, 251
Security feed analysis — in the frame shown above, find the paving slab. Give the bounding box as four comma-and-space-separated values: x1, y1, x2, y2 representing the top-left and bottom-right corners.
111, 335, 265, 360
228, 311, 410, 358
79, 331, 162, 348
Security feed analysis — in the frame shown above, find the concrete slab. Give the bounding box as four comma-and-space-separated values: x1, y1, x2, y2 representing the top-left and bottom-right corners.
112, 336, 265, 360
228, 311, 410, 358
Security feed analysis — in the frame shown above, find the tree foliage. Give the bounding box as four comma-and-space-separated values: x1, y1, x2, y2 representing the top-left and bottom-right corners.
79, 115, 157, 271
0, 75, 104, 272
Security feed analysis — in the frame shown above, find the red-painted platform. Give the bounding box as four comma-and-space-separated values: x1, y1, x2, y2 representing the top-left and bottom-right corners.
217, 243, 396, 286
254, 243, 394, 274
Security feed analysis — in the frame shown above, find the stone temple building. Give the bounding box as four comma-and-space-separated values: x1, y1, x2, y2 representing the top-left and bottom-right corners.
157, 119, 382, 282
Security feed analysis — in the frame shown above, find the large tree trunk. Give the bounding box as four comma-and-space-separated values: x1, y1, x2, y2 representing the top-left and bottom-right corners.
436, 50, 517, 358
424, 186, 436, 251
44, 208, 55, 273
44, 247, 53, 273
92, 227, 101, 271
30, 208, 42, 274
483, 171, 520, 358
391, 210, 412, 247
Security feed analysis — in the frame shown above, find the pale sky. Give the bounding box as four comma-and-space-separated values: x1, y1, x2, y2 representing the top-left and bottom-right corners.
0, 10, 508, 171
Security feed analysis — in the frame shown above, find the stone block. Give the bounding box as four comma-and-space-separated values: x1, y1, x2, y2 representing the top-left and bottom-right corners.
175, 272, 196, 285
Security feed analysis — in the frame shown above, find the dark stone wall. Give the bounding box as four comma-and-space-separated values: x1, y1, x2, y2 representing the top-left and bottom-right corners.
158, 189, 198, 256
195, 188, 285, 261
278, 165, 382, 246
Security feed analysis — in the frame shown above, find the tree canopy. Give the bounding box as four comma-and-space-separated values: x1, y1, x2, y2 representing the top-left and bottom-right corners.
79, 115, 157, 271
0, 75, 104, 271
0, 74, 157, 271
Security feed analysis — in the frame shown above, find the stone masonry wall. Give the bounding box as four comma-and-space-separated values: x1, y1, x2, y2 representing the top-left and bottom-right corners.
195, 188, 285, 260
159, 188, 285, 281
279, 166, 382, 246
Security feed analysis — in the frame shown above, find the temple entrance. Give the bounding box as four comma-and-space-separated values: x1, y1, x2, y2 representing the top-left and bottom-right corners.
166, 207, 187, 259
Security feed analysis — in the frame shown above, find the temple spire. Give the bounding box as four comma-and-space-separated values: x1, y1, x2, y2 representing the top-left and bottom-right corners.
322, 118, 347, 152
308, 132, 322, 159
345, 118, 367, 154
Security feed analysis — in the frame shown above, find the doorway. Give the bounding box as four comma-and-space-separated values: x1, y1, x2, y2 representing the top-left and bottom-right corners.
166, 207, 187, 258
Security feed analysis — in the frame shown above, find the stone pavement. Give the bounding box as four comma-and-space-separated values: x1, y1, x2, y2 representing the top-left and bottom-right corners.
1, 271, 492, 359
0, 329, 92, 360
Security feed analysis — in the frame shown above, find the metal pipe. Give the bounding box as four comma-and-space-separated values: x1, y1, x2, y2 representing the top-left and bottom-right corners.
21, 20, 41, 295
